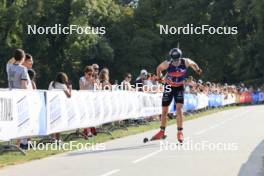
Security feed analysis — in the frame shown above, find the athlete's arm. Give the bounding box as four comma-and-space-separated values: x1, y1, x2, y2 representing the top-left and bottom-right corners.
185, 58, 202, 75
156, 61, 169, 80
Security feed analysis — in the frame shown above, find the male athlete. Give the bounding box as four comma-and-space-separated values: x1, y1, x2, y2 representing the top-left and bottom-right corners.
152, 48, 202, 143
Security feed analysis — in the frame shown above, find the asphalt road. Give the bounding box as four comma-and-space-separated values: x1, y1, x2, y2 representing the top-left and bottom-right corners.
1, 105, 264, 176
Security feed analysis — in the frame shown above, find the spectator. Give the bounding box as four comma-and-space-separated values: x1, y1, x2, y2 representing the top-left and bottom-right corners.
144, 73, 154, 86
7, 53, 34, 73
150, 74, 158, 85
23, 54, 34, 69
79, 66, 96, 137
99, 68, 111, 90
143, 73, 155, 92
79, 66, 96, 90
92, 63, 100, 85
185, 76, 195, 93
7, 49, 32, 149
48, 72, 72, 141
6, 58, 15, 74
121, 73, 133, 91
135, 69, 147, 91
49, 72, 72, 98
7, 49, 31, 90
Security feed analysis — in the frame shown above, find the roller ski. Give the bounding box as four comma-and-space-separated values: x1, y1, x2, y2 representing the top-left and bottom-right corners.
143, 130, 167, 143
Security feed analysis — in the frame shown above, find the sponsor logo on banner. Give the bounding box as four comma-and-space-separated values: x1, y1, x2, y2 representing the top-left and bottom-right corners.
0, 97, 13, 121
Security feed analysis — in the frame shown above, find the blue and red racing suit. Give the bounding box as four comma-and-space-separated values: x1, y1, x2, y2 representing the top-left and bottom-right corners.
162, 59, 187, 106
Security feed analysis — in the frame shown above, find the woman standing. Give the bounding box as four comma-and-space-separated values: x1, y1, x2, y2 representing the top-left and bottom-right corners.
79, 66, 97, 137
48, 72, 72, 141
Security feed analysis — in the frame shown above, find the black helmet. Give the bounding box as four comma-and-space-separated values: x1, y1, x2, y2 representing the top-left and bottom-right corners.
169, 48, 182, 60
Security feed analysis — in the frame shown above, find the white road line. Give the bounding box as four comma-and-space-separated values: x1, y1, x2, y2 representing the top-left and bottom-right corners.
194, 111, 250, 136
132, 149, 162, 164
100, 169, 120, 176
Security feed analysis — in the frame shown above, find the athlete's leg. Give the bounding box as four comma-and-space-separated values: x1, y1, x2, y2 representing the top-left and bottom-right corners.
176, 103, 184, 129
174, 87, 184, 142
161, 106, 169, 127
176, 103, 184, 142
160, 86, 173, 128
151, 86, 173, 140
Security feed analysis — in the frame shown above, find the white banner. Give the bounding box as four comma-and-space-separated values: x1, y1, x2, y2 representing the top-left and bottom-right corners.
223, 94, 236, 106
196, 93, 209, 110
0, 90, 45, 141
45, 90, 163, 135
1, 90, 262, 141
46, 90, 82, 134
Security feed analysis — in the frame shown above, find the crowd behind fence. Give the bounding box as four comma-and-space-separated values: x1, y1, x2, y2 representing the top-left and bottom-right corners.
2, 48, 264, 152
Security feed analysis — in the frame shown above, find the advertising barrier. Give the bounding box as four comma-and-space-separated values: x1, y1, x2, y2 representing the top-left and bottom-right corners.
0, 90, 263, 141
0, 90, 46, 141
239, 92, 252, 103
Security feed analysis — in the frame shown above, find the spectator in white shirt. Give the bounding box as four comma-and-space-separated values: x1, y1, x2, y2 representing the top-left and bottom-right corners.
121, 73, 133, 91
48, 72, 72, 141
79, 66, 96, 137
49, 72, 72, 98
79, 66, 97, 90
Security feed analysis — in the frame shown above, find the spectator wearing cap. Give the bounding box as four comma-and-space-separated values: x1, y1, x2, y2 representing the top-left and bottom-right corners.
135, 69, 147, 91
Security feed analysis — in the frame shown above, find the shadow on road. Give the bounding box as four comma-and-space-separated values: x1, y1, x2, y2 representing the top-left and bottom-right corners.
65, 143, 159, 157
238, 140, 264, 176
